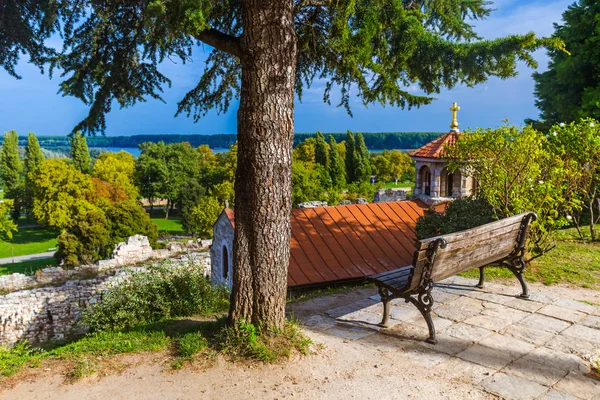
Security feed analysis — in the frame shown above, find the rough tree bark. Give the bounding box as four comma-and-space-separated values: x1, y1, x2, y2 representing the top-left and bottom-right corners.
228, 0, 297, 331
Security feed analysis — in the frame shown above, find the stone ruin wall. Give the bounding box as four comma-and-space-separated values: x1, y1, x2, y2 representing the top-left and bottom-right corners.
373, 188, 407, 203
0, 236, 212, 347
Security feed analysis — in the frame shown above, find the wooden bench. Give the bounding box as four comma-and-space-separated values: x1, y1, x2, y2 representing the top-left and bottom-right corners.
367, 212, 537, 344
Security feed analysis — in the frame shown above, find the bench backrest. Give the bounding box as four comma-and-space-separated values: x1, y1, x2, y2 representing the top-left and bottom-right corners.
408, 212, 536, 291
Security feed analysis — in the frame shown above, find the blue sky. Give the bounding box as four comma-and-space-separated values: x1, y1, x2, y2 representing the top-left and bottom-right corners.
0, 0, 573, 136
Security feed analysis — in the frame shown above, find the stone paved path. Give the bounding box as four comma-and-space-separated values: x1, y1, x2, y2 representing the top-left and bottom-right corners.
301, 276, 600, 400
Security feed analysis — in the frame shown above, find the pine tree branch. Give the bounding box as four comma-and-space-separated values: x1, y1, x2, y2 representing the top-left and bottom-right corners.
194, 28, 241, 58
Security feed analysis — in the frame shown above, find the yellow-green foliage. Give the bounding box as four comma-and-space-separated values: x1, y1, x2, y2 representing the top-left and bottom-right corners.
92, 151, 138, 198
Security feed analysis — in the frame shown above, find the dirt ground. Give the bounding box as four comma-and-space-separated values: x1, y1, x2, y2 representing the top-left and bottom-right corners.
2, 280, 599, 400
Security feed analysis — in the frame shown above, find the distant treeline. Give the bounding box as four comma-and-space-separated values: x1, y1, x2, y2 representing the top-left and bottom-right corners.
2, 132, 443, 151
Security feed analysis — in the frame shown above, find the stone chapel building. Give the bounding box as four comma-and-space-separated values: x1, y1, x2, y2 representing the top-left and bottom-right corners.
410, 102, 475, 203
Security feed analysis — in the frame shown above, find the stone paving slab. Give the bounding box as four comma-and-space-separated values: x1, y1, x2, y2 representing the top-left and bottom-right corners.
431, 356, 495, 385
502, 323, 555, 346
539, 389, 581, 400
480, 372, 548, 400
502, 357, 567, 386
456, 344, 517, 370
562, 324, 600, 343
553, 371, 600, 400
519, 313, 572, 333
538, 304, 587, 323
445, 322, 494, 342
544, 334, 598, 359
581, 314, 600, 330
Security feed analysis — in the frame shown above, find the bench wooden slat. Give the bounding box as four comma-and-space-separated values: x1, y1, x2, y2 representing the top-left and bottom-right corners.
370, 265, 412, 280
376, 268, 413, 283
416, 213, 528, 250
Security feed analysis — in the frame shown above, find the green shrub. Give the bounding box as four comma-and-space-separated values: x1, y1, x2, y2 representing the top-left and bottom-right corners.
83, 261, 230, 332
416, 197, 494, 239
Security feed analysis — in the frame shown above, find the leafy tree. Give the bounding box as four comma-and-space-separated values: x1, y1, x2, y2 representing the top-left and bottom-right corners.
545, 118, 600, 240
354, 133, 372, 182
372, 154, 391, 182
314, 131, 329, 168
31, 159, 94, 229
135, 142, 167, 212
528, 0, 600, 128
102, 200, 158, 247
8, 0, 562, 329
0, 200, 18, 239
179, 179, 207, 233
0, 130, 22, 197
23, 132, 45, 220
1, 130, 23, 220
92, 151, 138, 198
446, 124, 581, 255
384, 150, 415, 184
188, 196, 222, 238
56, 207, 111, 266
345, 131, 357, 183
292, 138, 316, 164
70, 131, 92, 173
328, 135, 346, 189
136, 141, 201, 218
291, 161, 329, 207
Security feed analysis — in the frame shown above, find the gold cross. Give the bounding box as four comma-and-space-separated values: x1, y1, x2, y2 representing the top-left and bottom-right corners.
450, 102, 460, 131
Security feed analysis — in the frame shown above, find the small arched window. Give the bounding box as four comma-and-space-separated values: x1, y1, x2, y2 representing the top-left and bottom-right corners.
222, 245, 229, 280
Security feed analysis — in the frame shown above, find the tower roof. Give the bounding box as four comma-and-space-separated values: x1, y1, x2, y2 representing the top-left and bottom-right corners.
409, 130, 461, 159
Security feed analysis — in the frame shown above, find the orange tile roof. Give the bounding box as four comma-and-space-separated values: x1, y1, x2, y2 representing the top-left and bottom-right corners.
410, 131, 461, 159
223, 199, 434, 288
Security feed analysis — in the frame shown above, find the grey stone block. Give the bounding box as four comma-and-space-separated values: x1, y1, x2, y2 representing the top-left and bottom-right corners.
554, 298, 597, 314
503, 357, 568, 386
581, 315, 600, 330
478, 333, 535, 358
456, 344, 516, 370
562, 324, 600, 343
519, 313, 572, 333
503, 324, 555, 346
538, 304, 587, 323
464, 314, 514, 332
554, 371, 600, 400
480, 372, 548, 400
433, 356, 495, 385
446, 322, 494, 342
539, 389, 580, 400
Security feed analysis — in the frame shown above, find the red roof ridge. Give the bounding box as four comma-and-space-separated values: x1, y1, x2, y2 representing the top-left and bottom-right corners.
410, 130, 462, 159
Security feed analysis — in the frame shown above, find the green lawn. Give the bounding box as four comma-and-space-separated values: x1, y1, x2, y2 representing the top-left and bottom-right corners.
151, 217, 185, 235
0, 227, 58, 259
0, 258, 58, 276
461, 225, 600, 290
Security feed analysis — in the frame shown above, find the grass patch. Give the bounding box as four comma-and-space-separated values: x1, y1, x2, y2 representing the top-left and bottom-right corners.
460, 225, 600, 290
0, 316, 311, 379
0, 257, 57, 276
151, 218, 185, 235
0, 330, 171, 380
218, 318, 311, 362
0, 227, 58, 259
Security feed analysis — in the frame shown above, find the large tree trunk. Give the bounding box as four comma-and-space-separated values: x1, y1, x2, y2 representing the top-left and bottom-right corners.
229, 0, 297, 331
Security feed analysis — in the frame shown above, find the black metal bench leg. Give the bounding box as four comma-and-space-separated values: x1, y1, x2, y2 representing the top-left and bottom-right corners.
476, 267, 485, 289
404, 281, 438, 344
507, 259, 529, 299
378, 287, 391, 327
